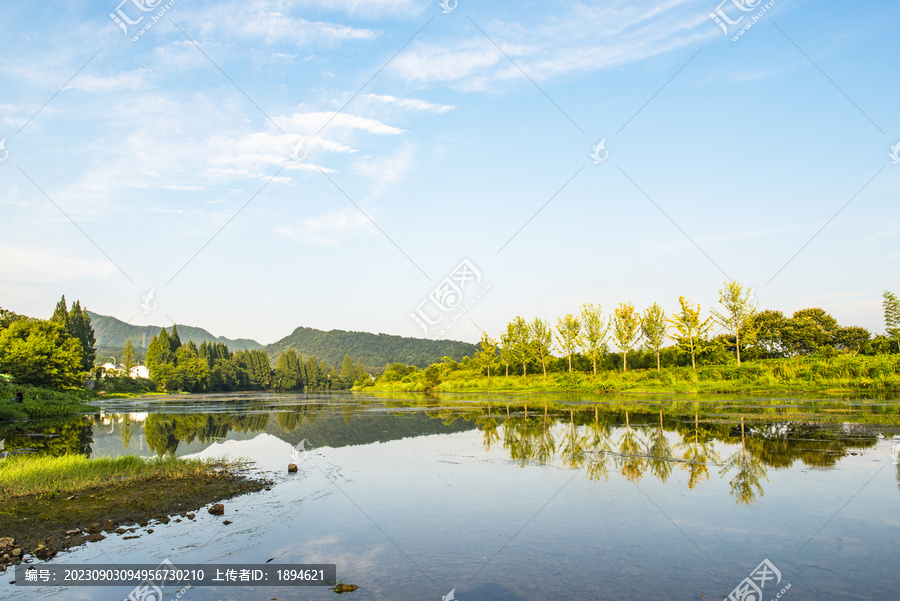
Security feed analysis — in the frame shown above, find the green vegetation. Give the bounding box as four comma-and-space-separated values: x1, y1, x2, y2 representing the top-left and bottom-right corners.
88, 311, 263, 365
0, 383, 96, 422
367, 281, 900, 394
267, 325, 477, 370
143, 327, 367, 393
0, 454, 228, 501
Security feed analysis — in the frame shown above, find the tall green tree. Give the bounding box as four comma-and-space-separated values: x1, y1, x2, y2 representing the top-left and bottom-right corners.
711, 280, 757, 366
580, 303, 608, 376
169, 324, 182, 352
670, 296, 713, 370
145, 328, 175, 379
884, 290, 900, 351
530, 318, 553, 377
340, 354, 355, 380
305, 355, 321, 389
499, 331, 513, 377
641, 302, 668, 372
834, 326, 870, 356
274, 349, 301, 390
612, 302, 641, 372
474, 332, 498, 377
50, 295, 69, 326
555, 313, 581, 373
67, 301, 96, 371
123, 339, 136, 371
509, 317, 532, 377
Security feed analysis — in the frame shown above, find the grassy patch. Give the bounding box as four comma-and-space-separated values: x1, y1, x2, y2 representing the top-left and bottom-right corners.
0, 454, 228, 501
0, 383, 97, 422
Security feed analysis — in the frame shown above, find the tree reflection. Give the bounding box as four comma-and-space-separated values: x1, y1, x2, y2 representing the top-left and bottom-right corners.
616, 411, 646, 483
647, 411, 673, 482
720, 417, 768, 505
677, 414, 718, 490
585, 407, 613, 481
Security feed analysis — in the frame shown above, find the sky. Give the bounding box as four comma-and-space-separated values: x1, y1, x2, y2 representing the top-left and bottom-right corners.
0, 0, 898, 347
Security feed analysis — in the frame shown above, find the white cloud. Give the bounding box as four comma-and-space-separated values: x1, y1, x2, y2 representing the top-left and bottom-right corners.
275, 111, 405, 135
215, 1, 379, 45
68, 69, 152, 92
0, 247, 118, 283
353, 143, 416, 198
362, 93, 455, 113
274, 207, 377, 244
388, 0, 716, 89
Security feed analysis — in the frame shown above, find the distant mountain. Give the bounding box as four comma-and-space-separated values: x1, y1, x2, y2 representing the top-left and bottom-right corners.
88, 312, 264, 355
266, 326, 478, 371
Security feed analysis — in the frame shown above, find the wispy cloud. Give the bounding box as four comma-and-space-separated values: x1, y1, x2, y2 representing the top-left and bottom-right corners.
0, 247, 119, 283
362, 93, 456, 113
274, 207, 377, 245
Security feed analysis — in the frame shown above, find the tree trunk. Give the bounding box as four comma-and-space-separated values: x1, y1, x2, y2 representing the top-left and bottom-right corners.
593, 357, 597, 376
623, 350, 627, 372
656, 350, 661, 372
568, 354, 572, 373
736, 330, 741, 366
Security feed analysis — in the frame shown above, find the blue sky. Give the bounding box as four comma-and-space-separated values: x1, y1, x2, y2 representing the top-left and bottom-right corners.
1, 0, 898, 346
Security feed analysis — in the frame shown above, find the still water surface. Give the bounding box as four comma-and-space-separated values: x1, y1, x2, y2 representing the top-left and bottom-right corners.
3, 392, 900, 600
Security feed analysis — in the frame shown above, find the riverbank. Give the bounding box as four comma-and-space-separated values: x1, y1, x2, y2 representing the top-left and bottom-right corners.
0, 455, 269, 570
365, 356, 900, 395
0, 383, 97, 422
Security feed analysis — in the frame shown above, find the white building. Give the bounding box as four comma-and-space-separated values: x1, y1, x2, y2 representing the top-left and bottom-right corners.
129, 365, 150, 379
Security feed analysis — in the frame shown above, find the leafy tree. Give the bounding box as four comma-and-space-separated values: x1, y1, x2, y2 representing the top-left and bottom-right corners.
711, 280, 756, 366
884, 290, 900, 350
305, 355, 321, 389
51, 295, 69, 326
670, 296, 714, 370
67, 301, 96, 371
123, 339, 136, 371
145, 328, 175, 379
275, 349, 302, 390
340, 354, 356, 380
474, 332, 498, 377
781, 309, 837, 355
580, 303, 608, 376
509, 317, 532, 377
555, 313, 581, 373
169, 324, 182, 352
0, 319, 84, 387
530, 318, 553, 377
641, 302, 668, 371
612, 302, 641, 372
499, 331, 513, 377
752, 310, 788, 358
834, 326, 870, 356
0, 307, 22, 329
174, 345, 210, 393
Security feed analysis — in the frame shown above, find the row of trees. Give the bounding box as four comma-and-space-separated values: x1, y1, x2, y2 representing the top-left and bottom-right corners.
0, 297, 98, 388
144, 325, 370, 393
468, 283, 900, 377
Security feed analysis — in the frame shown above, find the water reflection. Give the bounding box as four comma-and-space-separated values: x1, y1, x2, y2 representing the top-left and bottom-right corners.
1, 395, 897, 507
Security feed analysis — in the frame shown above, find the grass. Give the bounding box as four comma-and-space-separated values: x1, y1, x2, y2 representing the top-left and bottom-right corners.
0, 454, 232, 501
0, 383, 97, 422
365, 355, 900, 395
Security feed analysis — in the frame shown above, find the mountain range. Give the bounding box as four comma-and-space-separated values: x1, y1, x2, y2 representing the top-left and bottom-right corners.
88, 312, 478, 371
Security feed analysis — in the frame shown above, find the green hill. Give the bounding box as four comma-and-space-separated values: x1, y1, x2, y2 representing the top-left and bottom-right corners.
266, 326, 478, 371
88, 312, 264, 359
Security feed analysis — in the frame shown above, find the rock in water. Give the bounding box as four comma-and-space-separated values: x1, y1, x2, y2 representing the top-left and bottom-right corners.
33, 544, 57, 560
208, 503, 225, 515
288, 463, 298, 473
334, 583, 360, 593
